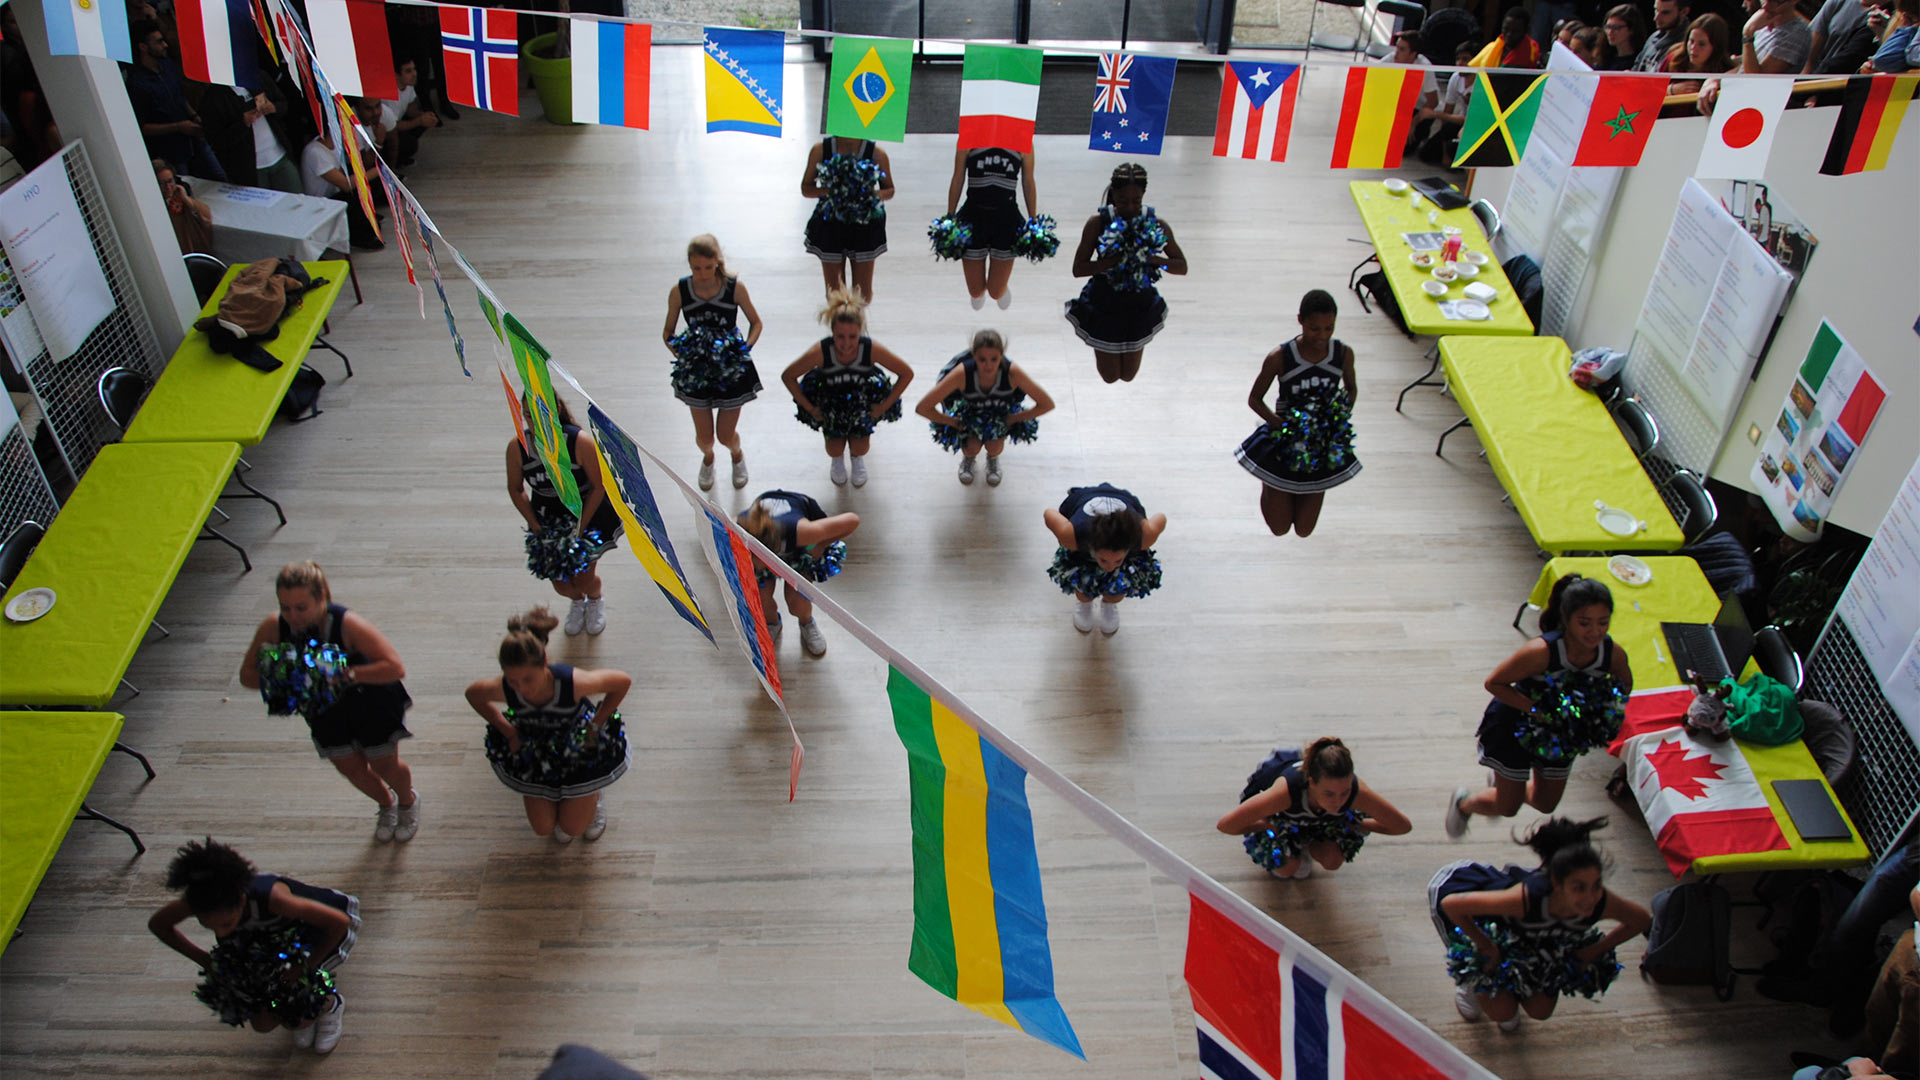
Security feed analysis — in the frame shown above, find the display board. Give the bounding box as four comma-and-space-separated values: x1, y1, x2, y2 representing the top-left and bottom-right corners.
1751, 320, 1888, 540
1835, 453, 1920, 739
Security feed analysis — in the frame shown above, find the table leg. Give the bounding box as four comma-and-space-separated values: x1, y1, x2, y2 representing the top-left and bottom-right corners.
199, 524, 253, 572
117, 677, 142, 701
112, 741, 157, 780
312, 336, 354, 379
1435, 416, 1473, 457
226, 468, 287, 526
1397, 352, 1444, 412
78, 803, 144, 855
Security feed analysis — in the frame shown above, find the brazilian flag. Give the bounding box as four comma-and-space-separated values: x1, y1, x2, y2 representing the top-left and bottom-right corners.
1453, 73, 1547, 169
825, 37, 912, 142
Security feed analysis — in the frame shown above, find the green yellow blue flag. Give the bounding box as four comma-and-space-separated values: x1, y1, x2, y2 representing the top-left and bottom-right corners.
887, 667, 1083, 1058
584, 403, 712, 642
703, 26, 782, 136
826, 36, 911, 142
502, 312, 581, 515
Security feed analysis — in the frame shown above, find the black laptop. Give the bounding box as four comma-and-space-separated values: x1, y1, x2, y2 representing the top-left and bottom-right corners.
1411, 176, 1470, 210
1662, 600, 1756, 684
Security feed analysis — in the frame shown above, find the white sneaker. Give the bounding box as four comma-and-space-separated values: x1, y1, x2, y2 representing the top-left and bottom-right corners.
1072, 601, 1095, 633
1098, 601, 1120, 635
583, 597, 606, 636
563, 596, 588, 636
731, 456, 749, 489
958, 456, 977, 485
984, 456, 1002, 487
552, 825, 574, 845
1454, 987, 1484, 1024
312, 995, 344, 1053
800, 619, 828, 657
373, 804, 398, 843
830, 456, 848, 486
292, 1019, 317, 1048
995, 288, 1012, 310
393, 794, 420, 842
582, 801, 607, 841
970, 294, 986, 310
1498, 1013, 1523, 1033
1444, 786, 1471, 839
1290, 859, 1313, 879
697, 458, 715, 491
850, 456, 868, 488
765, 616, 783, 643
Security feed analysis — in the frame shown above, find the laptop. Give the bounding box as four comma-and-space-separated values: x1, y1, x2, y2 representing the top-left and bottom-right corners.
1662, 600, 1755, 684
1772, 780, 1852, 842
1411, 176, 1470, 210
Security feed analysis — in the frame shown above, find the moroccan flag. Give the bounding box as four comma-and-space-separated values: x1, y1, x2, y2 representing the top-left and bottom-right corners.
1696, 75, 1790, 179
958, 44, 1044, 152
1454, 72, 1548, 168
703, 27, 783, 136
826, 36, 912, 143
500, 312, 580, 515
1329, 67, 1423, 168
1821, 74, 1920, 175
307, 0, 397, 100
331, 95, 381, 245
1212, 60, 1302, 162
1623, 728, 1790, 876
888, 667, 1083, 1058
571, 18, 651, 130
175, 0, 260, 89
1574, 74, 1668, 166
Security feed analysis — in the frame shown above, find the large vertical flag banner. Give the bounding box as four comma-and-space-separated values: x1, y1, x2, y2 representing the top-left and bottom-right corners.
572, 18, 651, 130
1329, 67, 1424, 168
270, 2, 329, 136
331, 95, 382, 244
1090, 52, 1176, 155
1623, 729, 1790, 876
958, 44, 1044, 152
501, 312, 581, 515
887, 668, 1084, 1059
583, 403, 712, 642
42, 0, 133, 62
306, 0, 396, 99
826, 36, 913, 143
703, 27, 783, 136
1573, 74, 1668, 167
1821, 74, 1920, 176
1695, 75, 1791, 179
175, 0, 260, 89
1453, 73, 1548, 168
441, 6, 519, 116
1212, 60, 1302, 162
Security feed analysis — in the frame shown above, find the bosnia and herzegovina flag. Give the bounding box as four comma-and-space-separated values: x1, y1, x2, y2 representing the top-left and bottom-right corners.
887, 667, 1083, 1058
1329, 67, 1423, 169
572, 18, 651, 129
584, 404, 709, 641
1821, 74, 1919, 176
826, 36, 912, 142
703, 26, 783, 136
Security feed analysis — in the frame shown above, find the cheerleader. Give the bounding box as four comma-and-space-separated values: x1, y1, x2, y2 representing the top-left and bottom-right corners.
945, 145, 1037, 309
661, 234, 764, 491
148, 839, 359, 1052
1216, 738, 1412, 879
913, 329, 1055, 487
507, 394, 624, 636
464, 607, 632, 843
1429, 817, 1652, 1031
1234, 290, 1361, 537
782, 288, 914, 488
801, 135, 894, 302
1447, 574, 1633, 837
238, 561, 418, 842
1042, 483, 1168, 635
1064, 162, 1188, 385
739, 490, 861, 658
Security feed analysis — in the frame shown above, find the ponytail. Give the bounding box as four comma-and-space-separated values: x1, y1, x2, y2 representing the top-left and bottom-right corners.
687, 233, 728, 280
274, 560, 331, 604
1302, 737, 1354, 782
1521, 816, 1608, 884
818, 286, 867, 331
500, 606, 559, 669
1540, 573, 1613, 634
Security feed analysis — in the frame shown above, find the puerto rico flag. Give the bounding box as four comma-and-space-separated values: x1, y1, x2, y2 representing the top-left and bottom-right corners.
1089, 52, 1176, 155
441, 5, 519, 116
1623, 728, 1789, 876
1213, 61, 1301, 162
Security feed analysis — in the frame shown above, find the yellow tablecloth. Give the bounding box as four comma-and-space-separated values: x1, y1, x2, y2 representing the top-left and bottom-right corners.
1346, 181, 1534, 337
0, 442, 241, 706
0, 711, 124, 951
1441, 336, 1684, 553
123, 260, 347, 446
1693, 736, 1871, 874
1530, 557, 1719, 689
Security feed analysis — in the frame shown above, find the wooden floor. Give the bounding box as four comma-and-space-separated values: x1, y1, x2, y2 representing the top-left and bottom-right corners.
0, 49, 1855, 1078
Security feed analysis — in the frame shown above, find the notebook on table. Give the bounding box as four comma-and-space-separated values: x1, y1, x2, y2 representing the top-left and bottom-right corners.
1771, 779, 1852, 842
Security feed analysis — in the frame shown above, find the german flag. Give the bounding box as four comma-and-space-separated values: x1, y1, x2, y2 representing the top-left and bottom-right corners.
1820, 74, 1919, 176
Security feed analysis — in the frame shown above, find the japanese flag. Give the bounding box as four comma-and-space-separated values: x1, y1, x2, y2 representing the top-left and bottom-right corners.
1696, 76, 1792, 179
1623, 729, 1787, 876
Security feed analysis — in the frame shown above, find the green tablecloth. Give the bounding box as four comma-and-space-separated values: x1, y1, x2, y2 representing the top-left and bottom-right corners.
123, 260, 348, 446
0, 442, 240, 706
1347, 181, 1534, 337
0, 711, 124, 951
1442, 336, 1684, 553
1530, 557, 1718, 689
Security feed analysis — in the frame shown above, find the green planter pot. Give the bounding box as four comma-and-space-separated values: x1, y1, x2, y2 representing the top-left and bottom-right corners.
524, 33, 572, 125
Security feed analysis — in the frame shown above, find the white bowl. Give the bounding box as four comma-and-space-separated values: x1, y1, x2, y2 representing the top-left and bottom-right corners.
1408, 252, 1435, 268
1383, 178, 1409, 194
1421, 279, 1448, 297
1455, 262, 1481, 278
1461, 250, 1489, 266
1431, 265, 1458, 282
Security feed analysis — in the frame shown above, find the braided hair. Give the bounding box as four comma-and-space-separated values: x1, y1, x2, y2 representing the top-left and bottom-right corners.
1101, 162, 1149, 206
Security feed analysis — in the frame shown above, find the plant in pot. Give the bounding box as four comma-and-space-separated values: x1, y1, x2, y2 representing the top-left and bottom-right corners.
523, 6, 572, 125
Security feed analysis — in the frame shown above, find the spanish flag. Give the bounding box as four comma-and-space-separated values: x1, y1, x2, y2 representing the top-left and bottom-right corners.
1330, 67, 1424, 169
1820, 74, 1919, 176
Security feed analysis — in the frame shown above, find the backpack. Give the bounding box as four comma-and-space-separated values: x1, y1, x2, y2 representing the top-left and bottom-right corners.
278, 363, 326, 422
1641, 880, 1735, 1000
1349, 259, 1414, 339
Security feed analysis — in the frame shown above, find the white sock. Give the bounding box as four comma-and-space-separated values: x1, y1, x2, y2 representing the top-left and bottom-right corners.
1075, 600, 1093, 616
969, 294, 985, 310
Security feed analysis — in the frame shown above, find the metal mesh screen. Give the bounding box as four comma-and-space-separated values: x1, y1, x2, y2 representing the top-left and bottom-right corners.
0, 422, 59, 548
1807, 618, 1920, 860
1620, 346, 1727, 480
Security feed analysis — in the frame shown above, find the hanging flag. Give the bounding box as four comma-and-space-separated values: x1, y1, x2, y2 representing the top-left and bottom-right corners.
415, 224, 468, 375
249, 0, 278, 67
500, 312, 580, 514
826, 36, 913, 143
887, 667, 1084, 1058
703, 27, 783, 136
272, 4, 328, 136
1573, 74, 1668, 167
1821, 73, 1920, 175
306, 0, 397, 99
441, 5, 519, 116
498, 354, 530, 453
174, 0, 260, 89
583, 403, 711, 642
1453, 72, 1548, 168
1696, 75, 1791, 179
331, 94, 382, 244
1211, 59, 1302, 162
42, 0, 133, 62
571, 18, 651, 130
373, 160, 423, 316
958, 43, 1044, 152
1329, 67, 1424, 169
1090, 52, 1176, 155
1623, 729, 1791, 876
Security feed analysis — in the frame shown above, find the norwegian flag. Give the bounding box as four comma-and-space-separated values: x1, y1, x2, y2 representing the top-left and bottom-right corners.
1622, 728, 1789, 876
440, 6, 519, 116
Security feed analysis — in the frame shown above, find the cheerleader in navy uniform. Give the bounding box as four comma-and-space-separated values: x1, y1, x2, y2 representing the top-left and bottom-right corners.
801, 135, 894, 302
1445, 574, 1633, 838
739, 490, 861, 657
945, 145, 1037, 309
1042, 483, 1168, 634
1235, 290, 1361, 538
782, 288, 914, 488
239, 561, 419, 843
507, 394, 624, 636
1430, 817, 1652, 1031
662, 234, 764, 491
1064, 163, 1188, 384
149, 839, 359, 1053
1216, 737, 1412, 879
465, 607, 632, 843
913, 329, 1055, 487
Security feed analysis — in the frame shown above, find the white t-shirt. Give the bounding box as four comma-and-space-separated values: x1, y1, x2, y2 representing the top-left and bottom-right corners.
234, 87, 286, 169
378, 86, 417, 133
299, 138, 339, 198
1442, 71, 1473, 115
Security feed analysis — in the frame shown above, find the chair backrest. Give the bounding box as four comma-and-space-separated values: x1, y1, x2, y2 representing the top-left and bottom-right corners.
97, 367, 153, 432
0, 519, 45, 591
1610, 396, 1659, 458
1664, 470, 1718, 544
1419, 7, 1479, 65
1375, 0, 1426, 32
1752, 625, 1804, 694
183, 252, 230, 307
1501, 254, 1544, 331
1469, 198, 1502, 242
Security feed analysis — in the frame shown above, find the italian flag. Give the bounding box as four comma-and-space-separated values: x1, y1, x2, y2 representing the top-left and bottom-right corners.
1623, 728, 1787, 877
958, 44, 1043, 152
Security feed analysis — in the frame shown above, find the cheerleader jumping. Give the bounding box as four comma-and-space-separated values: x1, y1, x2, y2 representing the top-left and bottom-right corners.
662, 234, 764, 491
801, 135, 893, 302
1216, 737, 1412, 878
738, 490, 861, 658
1042, 483, 1168, 634
1064, 163, 1187, 384
913, 329, 1054, 487
506, 394, 624, 636
1429, 817, 1652, 1031
782, 288, 914, 488
944, 145, 1038, 309
1235, 290, 1361, 538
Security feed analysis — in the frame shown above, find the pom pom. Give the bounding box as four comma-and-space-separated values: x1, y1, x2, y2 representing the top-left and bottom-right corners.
194, 923, 337, 1027
790, 540, 848, 583
256, 641, 351, 718
1047, 546, 1163, 599
1257, 384, 1355, 474
1445, 922, 1619, 1001
1094, 209, 1170, 293
1242, 812, 1368, 871
815, 156, 886, 224
524, 523, 605, 582
795, 368, 902, 439
1011, 214, 1060, 263
927, 393, 1039, 452
927, 215, 974, 261
1517, 670, 1627, 764
484, 710, 628, 789
667, 326, 754, 400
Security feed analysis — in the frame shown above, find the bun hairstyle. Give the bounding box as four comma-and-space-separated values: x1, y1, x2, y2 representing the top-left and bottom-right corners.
971, 328, 1007, 357
165, 838, 255, 915
1086, 509, 1144, 555
1522, 816, 1609, 884
1299, 289, 1338, 319
687, 234, 727, 279
499, 607, 560, 669
275, 560, 331, 603
1540, 573, 1614, 633
818, 287, 867, 331
1302, 737, 1355, 783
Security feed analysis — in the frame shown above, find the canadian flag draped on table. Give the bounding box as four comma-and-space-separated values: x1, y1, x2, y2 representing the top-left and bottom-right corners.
1622, 724, 1789, 877
305, 0, 395, 99
1212, 61, 1302, 162
958, 44, 1044, 152
1089, 52, 1176, 155
441, 5, 519, 116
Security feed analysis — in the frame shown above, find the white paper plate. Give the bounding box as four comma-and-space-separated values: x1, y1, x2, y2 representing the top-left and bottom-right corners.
1463, 282, 1498, 302
5, 587, 56, 622
1383, 178, 1409, 194
1453, 299, 1491, 320
1596, 505, 1646, 536
1608, 554, 1654, 586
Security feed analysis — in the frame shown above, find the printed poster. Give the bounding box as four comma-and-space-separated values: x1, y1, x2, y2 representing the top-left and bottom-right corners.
1751, 319, 1887, 540
0, 155, 114, 361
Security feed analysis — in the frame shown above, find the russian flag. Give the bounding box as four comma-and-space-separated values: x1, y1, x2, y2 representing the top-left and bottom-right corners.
43, 0, 133, 63
306, 0, 398, 100
175, 0, 260, 89
571, 19, 651, 129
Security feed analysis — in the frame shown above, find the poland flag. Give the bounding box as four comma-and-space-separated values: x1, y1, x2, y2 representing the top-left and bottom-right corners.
1624, 729, 1787, 876
1696, 76, 1792, 179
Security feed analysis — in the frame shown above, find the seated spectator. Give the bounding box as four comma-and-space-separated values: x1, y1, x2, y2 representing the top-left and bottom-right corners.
1637, 0, 1693, 69
1414, 41, 1480, 166
1743, 0, 1814, 72
1572, 25, 1607, 64
377, 58, 439, 168
200, 81, 300, 193
1472, 8, 1542, 67
1554, 18, 1588, 49
122, 19, 225, 180
1862, 0, 1918, 71
299, 118, 383, 251
153, 158, 212, 256
1601, 5, 1648, 68
1392, 31, 1441, 157
1662, 13, 1737, 95
1806, 0, 1874, 72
